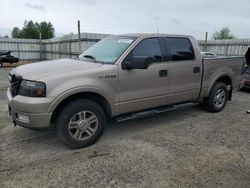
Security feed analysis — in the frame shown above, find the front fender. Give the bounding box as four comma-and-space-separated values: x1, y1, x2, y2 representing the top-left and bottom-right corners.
48, 86, 117, 116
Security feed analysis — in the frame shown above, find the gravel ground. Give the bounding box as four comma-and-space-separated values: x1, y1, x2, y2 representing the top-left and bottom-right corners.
0, 67, 250, 188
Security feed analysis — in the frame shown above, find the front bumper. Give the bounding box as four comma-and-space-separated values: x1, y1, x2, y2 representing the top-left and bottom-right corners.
7, 88, 53, 128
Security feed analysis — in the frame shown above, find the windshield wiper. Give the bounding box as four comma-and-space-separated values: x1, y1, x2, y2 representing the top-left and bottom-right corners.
82, 55, 105, 64
83, 55, 96, 60
82, 55, 98, 63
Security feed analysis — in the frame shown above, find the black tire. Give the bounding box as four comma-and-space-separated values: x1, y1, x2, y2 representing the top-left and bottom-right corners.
203, 82, 228, 112
0, 62, 3, 68
55, 99, 106, 149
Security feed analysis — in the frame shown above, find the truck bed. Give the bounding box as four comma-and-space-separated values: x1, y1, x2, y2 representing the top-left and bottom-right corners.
201, 56, 244, 97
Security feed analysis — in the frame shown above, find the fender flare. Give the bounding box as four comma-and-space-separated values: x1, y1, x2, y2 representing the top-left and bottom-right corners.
207, 73, 232, 97
48, 87, 113, 114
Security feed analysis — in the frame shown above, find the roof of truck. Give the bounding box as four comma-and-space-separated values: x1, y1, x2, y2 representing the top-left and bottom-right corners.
117, 33, 193, 38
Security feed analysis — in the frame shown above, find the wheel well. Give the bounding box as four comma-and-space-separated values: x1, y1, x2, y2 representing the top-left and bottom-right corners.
215, 75, 233, 100
51, 92, 112, 124
216, 75, 232, 86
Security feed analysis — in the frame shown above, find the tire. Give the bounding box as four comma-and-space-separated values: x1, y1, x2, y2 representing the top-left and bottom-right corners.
55, 99, 106, 149
203, 82, 228, 112
0, 62, 3, 68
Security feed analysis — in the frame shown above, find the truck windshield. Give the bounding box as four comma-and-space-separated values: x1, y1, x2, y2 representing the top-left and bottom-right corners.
79, 36, 136, 64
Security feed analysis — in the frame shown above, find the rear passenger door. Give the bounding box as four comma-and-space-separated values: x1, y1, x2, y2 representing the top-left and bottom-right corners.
165, 37, 202, 104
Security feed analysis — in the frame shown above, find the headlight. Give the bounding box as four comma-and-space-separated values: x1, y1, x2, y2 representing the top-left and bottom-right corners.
18, 80, 46, 97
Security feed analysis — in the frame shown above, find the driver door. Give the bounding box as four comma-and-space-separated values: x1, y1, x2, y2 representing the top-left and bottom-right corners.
118, 37, 169, 114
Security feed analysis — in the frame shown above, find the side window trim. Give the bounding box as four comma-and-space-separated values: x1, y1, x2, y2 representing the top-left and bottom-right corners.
164, 37, 195, 62
160, 37, 172, 62
164, 38, 174, 62
156, 37, 164, 63
158, 37, 169, 62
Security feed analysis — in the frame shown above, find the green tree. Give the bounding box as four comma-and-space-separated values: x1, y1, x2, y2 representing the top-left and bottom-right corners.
38, 21, 55, 39
21, 20, 39, 39
11, 27, 21, 38
11, 20, 55, 39
212, 27, 236, 40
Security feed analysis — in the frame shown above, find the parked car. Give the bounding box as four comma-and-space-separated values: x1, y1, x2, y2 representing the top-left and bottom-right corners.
241, 47, 250, 89
201, 51, 217, 58
0, 51, 19, 68
7, 34, 244, 148
240, 66, 250, 89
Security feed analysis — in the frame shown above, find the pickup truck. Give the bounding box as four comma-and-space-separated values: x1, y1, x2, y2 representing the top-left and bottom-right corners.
7, 34, 244, 148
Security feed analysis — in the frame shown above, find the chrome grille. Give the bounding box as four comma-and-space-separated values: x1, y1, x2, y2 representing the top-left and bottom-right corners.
9, 73, 22, 97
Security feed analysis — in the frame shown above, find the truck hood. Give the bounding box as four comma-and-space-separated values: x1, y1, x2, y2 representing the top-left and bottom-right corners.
11, 59, 102, 80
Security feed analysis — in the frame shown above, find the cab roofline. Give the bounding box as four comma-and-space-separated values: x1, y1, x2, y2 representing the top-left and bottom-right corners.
115, 33, 193, 38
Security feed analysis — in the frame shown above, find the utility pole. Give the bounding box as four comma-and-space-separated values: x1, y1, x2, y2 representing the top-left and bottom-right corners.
39, 32, 42, 60
77, 20, 81, 53
204, 32, 208, 51
157, 27, 159, 33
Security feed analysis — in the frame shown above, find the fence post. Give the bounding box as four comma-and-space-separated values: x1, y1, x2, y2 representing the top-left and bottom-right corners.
59, 41, 61, 59
204, 32, 208, 51
39, 32, 42, 60
17, 42, 20, 60
69, 40, 72, 58
78, 20, 81, 53
50, 42, 53, 59
225, 44, 229, 56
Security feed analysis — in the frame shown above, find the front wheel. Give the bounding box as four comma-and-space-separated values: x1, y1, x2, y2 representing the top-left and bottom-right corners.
55, 99, 106, 149
203, 82, 228, 112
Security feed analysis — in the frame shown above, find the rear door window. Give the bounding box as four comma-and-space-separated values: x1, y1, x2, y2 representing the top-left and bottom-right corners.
165, 38, 195, 61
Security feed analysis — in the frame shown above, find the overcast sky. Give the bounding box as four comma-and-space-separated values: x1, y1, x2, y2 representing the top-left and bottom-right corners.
0, 0, 250, 39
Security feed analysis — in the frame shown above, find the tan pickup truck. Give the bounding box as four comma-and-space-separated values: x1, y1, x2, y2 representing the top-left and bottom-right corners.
7, 33, 244, 148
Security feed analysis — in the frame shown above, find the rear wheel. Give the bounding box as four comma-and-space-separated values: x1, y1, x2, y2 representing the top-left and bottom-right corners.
203, 82, 228, 112
55, 99, 106, 149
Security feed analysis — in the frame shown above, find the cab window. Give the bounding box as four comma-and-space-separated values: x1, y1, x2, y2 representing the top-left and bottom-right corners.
165, 38, 195, 61
132, 38, 162, 62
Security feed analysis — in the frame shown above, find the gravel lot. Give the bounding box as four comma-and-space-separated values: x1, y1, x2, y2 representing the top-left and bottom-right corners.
0, 66, 250, 188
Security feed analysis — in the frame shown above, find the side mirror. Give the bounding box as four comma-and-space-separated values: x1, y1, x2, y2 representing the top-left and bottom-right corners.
123, 56, 152, 70
123, 61, 133, 70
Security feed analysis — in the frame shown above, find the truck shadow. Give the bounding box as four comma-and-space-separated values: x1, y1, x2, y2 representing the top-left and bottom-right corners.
0, 104, 208, 171
240, 88, 250, 93
105, 105, 203, 137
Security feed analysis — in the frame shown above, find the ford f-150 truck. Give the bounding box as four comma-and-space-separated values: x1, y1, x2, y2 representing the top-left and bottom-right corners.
7, 34, 244, 148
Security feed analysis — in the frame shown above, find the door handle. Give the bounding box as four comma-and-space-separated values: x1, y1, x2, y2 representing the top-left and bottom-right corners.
193, 67, 200, 73
159, 69, 168, 77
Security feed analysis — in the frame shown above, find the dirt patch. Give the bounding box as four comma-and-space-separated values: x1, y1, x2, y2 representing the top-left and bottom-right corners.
1, 61, 35, 68
0, 67, 250, 187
